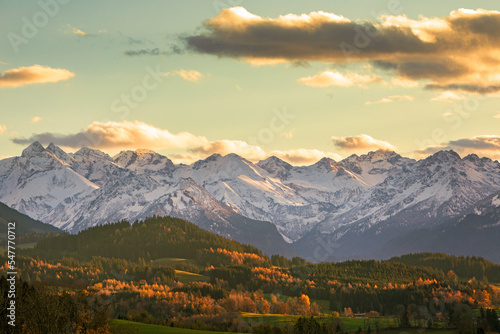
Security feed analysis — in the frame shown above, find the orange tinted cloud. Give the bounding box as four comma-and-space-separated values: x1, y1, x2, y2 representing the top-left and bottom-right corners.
11, 120, 340, 165
0, 65, 75, 88
413, 135, 500, 160
365, 95, 414, 105
270, 149, 342, 164
332, 134, 396, 151
165, 70, 203, 82
186, 7, 500, 93
298, 70, 382, 88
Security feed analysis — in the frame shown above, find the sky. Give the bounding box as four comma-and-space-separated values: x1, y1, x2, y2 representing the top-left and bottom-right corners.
1, 0, 500, 164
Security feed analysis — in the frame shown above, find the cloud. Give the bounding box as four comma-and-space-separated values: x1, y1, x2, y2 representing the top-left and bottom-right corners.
12, 121, 206, 150
185, 7, 500, 93
365, 95, 414, 105
414, 135, 500, 160
31, 116, 42, 123
425, 83, 500, 94
189, 139, 266, 160
270, 149, 342, 164
365, 98, 392, 105
0, 65, 75, 88
298, 70, 382, 88
123, 45, 182, 56
165, 70, 203, 82
332, 134, 396, 151
11, 120, 340, 165
0, 125, 6, 134
391, 77, 419, 88
65, 24, 88, 37
448, 136, 500, 151
127, 37, 147, 45
280, 130, 293, 139
431, 91, 467, 102
494, 114, 500, 119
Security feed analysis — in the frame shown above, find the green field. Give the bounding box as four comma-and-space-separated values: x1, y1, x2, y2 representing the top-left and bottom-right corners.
153, 257, 200, 268
111, 319, 228, 334
0, 242, 36, 255
240, 313, 397, 332
378, 330, 457, 334
175, 270, 210, 284
240, 312, 300, 325
310, 298, 330, 312
152, 258, 209, 284
18, 242, 37, 249
113, 316, 459, 334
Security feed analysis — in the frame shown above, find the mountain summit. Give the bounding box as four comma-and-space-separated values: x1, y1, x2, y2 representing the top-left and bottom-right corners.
1, 143, 500, 260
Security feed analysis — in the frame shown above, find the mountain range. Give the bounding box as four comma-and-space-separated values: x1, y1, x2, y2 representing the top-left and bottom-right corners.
1, 142, 499, 261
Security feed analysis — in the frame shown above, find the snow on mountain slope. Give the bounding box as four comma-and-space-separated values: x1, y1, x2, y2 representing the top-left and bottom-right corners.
323, 150, 500, 231
295, 150, 500, 260
46, 174, 296, 256
113, 149, 174, 173
375, 189, 500, 263
70, 147, 125, 186
2, 143, 500, 259
0, 142, 99, 220
177, 153, 318, 239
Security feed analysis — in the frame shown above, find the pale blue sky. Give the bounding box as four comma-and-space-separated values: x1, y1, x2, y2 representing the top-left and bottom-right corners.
1, 0, 499, 163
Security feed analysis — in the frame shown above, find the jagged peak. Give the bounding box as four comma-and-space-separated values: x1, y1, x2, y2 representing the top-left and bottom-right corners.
21, 141, 45, 157
312, 157, 338, 171
202, 153, 222, 162
114, 148, 159, 157
364, 149, 398, 159
113, 148, 173, 169
113, 150, 135, 158
343, 150, 398, 163
193, 153, 246, 169
223, 153, 247, 161
45, 142, 57, 152
45, 142, 75, 164
427, 150, 461, 162
257, 156, 292, 169
257, 156, 293, 180
259, 155, 284, 163
135, 148, 157, 155
463, 153, 481, 163
73, 147, 113, 161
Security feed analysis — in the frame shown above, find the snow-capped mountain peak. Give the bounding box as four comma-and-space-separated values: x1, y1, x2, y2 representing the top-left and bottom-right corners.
113, 149, 174, 172
21, 141, 46, 158
46, 143, 76, 165
311, 157, 339, 172
256, 156, 292, 180
2, 142, 500, 260
72, 147, 114, 163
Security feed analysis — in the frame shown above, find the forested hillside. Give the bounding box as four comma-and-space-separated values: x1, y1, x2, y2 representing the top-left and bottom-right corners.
389, 253, 500, 282
32, 216, 264, 261
0, 202, 61, 237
